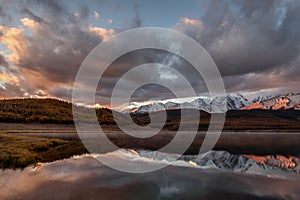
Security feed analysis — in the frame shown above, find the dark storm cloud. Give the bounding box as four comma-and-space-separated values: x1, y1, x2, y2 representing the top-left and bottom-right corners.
279, 55, 300, 81
94, 49, 207, 104
92, 0, 300, 104
44, 84, 72, 100
1, 0, 300, 102
177, 0, 300, 78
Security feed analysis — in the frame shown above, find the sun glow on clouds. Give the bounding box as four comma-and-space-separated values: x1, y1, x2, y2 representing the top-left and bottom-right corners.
21, 18, 39, 29
0, 73, 20, 84
0, 26, 27, 64
0, 1, 300, 101
0, 8, 115, 99
180, 18, 203, 28
88, 26, 114, 41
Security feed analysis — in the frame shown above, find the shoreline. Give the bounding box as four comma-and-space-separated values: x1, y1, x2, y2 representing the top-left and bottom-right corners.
2, 123, 300, 170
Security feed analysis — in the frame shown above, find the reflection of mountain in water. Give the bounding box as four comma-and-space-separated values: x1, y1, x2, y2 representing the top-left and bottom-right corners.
1, 149, 300, 199
134, 149, 300, 174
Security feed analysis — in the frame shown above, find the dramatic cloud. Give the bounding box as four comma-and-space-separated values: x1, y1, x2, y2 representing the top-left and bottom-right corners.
176, 1, 299, 73
0, 0, 299, 105
0, 0, 117, 99
0, 72, 19, 84
172, 0, 300, 94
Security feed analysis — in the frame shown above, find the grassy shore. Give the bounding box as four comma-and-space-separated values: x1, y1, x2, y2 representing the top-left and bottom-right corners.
0, 132, 87, 169
2, 121, 300, 169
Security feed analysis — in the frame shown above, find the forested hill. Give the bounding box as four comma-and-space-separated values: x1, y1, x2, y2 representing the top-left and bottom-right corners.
0, 98, 116, 124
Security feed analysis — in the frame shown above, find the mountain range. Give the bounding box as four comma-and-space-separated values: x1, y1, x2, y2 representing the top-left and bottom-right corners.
1, 97, 300, 132
122, 93, 300, 114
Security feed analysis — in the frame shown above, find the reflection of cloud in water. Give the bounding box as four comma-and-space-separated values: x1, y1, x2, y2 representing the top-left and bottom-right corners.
1, 149, 300, 199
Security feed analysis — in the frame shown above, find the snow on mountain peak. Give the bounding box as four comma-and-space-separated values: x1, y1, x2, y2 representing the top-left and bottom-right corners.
115, 93, 300, 114
119, 94, 250, 114
241, 93, 300, 110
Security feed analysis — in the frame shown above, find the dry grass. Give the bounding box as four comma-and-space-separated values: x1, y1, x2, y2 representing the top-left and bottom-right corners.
0, 132, 87, 169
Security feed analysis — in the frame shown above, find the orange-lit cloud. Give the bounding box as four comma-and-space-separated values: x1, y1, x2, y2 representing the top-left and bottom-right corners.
180, 17, 203, 29
0, 0, 300, 102
88, 26, 114, 41
0, 26, 28, 64
20, 69, 50, 87
0, 72, 20, 84
21, 18, 39, 29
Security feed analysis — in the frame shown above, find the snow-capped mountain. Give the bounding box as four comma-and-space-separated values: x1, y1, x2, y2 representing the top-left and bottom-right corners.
117, 93, 300, 114
125, 94, 249, 113
242, 93, 300, 110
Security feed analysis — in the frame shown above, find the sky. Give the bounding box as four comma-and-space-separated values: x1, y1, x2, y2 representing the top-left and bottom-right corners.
0, 0, 300, 106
